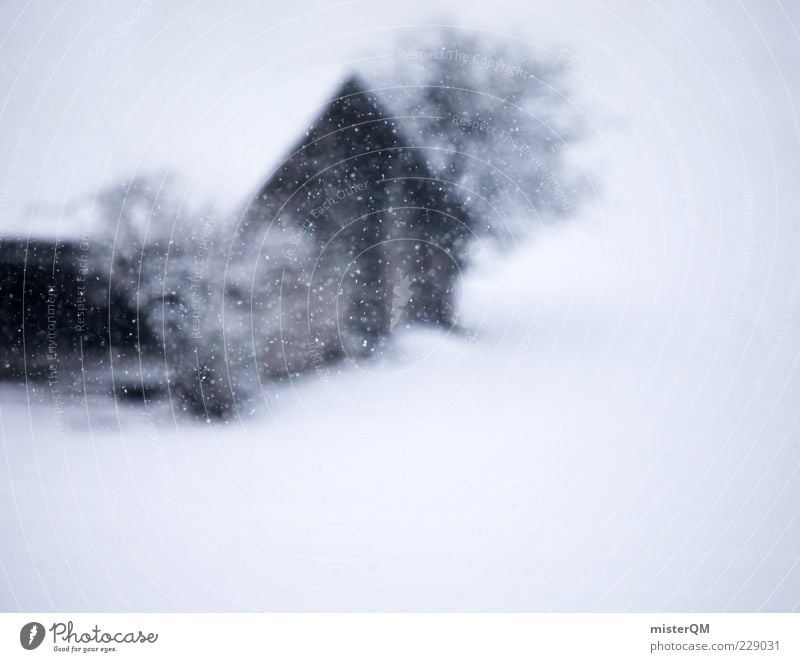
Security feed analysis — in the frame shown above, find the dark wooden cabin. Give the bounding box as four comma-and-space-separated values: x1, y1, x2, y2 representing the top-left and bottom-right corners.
238, 75, 476, 372
1, 76, 482, 415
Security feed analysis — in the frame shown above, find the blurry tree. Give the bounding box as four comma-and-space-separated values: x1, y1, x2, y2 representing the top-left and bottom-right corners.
361, 27, 583, 238
94, 173, 246, 418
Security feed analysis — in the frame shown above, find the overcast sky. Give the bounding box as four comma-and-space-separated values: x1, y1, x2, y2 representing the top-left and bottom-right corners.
0, 0, 798, 245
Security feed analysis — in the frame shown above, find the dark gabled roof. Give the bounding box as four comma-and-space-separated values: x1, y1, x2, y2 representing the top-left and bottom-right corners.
260, 75, 425, 192
243, 74, 475, 234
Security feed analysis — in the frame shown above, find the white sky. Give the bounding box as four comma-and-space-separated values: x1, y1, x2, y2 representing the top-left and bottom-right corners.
0, 0, 798, 243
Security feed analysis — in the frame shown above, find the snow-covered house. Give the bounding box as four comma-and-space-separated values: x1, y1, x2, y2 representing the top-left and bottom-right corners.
3, 65, 567, 417
226, 75, 477, 376
162, 75, 484, 416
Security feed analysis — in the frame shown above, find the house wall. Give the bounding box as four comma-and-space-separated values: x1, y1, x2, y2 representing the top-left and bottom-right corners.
0, 239, 144, 382
236, 77, 473, 379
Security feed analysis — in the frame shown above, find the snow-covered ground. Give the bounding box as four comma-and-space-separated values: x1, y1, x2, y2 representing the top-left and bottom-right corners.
2, 213, 799, 611
2, 1, 799, 611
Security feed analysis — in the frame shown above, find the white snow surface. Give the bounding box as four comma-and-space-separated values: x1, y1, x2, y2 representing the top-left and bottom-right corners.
2, 0, 800, 611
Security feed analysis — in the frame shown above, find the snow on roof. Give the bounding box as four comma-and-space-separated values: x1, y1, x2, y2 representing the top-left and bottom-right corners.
2, 195, 98, 243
